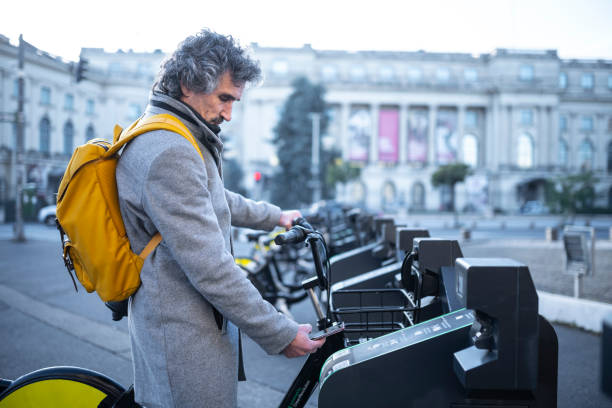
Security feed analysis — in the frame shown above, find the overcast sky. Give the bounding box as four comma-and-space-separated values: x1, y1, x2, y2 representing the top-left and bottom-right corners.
3, 0, 612, 62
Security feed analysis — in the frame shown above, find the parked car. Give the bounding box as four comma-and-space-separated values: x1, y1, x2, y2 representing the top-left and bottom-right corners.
519, 201, 549, 215
37, 205, 57, 226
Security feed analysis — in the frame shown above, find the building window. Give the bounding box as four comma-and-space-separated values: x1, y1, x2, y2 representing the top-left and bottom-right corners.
558, 139, 568, 167
63, 121, 74, 155
436, 67, 450, 83
465, 110, 478, 128
462, 134, 478, 167
321, 65, 337, 82
607, 141, 612, 173
464, 68, 477, 82
411, 182, 425, 211
379, 66, 395, 83
40, 86, 51, 105
581, 116, 594, 132
349, 65, 367, 82
559, 72, 568, 89
407, 67, 422, 82
559, 115, 567, 131
517, 133, 534, 168
271, 60, 289, 76
39, 117, 51, 154
520, 109, 533, 126
578, 139, 594, 169
64, 94, 74, 111
86, 124, 95, 143
581, 73, 594, 90
382, 181, 397, 208
608, 75, 612, 90
12, 79, 19, 97
86, 99, 95, 115
519, 65, 534, 81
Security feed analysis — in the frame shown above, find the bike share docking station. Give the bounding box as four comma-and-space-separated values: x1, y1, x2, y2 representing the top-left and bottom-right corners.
274, 217, 558, 408
317, 233, 558, 408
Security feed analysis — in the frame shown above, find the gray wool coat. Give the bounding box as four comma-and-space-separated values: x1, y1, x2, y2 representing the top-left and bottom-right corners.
116, 92, 299, 408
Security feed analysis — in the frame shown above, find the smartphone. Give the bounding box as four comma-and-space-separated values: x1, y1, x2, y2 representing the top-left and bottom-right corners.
309, 322, 345, 340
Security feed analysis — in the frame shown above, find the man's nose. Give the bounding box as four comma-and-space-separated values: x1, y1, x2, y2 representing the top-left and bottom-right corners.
221, 104, 233, 122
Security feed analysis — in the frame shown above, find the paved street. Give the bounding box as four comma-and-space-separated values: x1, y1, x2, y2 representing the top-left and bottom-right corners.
0, 222, 611, 407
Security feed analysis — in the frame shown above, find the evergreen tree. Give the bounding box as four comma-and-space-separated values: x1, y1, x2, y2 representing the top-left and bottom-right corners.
223, 156, 247, 197
431, 163, 471, 212
271, 77, 328, 208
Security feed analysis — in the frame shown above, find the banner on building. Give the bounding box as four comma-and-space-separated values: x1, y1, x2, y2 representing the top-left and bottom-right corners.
348, 107, 371, 161
378, 108, 398, 162
436, 108, 458, 164
407, 108, 428, 163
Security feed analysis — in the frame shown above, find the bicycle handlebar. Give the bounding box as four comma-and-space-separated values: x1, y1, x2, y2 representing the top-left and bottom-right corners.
274, 217, 314, 245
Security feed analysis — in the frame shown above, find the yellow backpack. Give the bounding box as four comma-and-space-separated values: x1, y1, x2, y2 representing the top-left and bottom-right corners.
56, 113, 204, 302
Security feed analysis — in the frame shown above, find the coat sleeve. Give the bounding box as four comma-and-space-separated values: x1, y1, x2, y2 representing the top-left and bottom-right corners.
141, 138, 298, 354
225, 189, 281, 231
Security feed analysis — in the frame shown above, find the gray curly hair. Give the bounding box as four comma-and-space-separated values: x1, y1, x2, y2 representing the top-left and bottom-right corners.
153, 29, 261, 98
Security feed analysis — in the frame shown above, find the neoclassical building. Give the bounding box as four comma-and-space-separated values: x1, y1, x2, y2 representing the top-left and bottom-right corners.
1, 35, 611, 220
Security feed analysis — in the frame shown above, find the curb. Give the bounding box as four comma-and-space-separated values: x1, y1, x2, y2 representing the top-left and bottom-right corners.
538, 290, 612, 334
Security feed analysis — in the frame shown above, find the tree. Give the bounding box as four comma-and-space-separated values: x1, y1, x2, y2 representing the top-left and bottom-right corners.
223, 156, 247, 197
325, 156, 361, 198
545, 170, 597, 223
431, 163, 471, 212
270, 77, 328, 208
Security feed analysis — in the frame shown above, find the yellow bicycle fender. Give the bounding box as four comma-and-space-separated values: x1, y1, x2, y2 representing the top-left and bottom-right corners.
0, 379, 108, 407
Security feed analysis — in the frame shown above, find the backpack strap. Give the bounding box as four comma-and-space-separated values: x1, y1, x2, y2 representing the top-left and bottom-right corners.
110, 113, 206, 263
105, 113, 205, 162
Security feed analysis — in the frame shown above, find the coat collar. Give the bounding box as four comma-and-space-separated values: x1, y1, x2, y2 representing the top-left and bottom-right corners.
145, 91, 224, 163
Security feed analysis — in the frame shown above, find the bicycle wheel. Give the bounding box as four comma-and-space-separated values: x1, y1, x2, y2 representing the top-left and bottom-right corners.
0, 366, 126, 408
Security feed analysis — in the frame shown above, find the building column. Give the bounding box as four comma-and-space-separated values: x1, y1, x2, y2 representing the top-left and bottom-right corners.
457, 105, 465, 163
537, 105, 547, 168
506, 105, 514, 167
428, 105, 437, 166
399, 104, 408, 164
369, 103, 379, 164
483, 106, 491, 169
548, 106, 558, 169
340, 102, 350, 161
596, 113, 606, 171
568, 113, 577, 170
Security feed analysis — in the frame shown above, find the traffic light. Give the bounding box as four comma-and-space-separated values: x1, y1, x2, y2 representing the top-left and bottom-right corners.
75, 57, 88, 83
253, 171, 262, 182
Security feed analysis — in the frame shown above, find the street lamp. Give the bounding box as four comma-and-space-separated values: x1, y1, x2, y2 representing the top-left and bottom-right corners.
309, 112, 321, 204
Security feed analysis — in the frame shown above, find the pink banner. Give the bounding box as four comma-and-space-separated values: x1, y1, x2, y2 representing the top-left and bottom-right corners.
378, 109, 399, 162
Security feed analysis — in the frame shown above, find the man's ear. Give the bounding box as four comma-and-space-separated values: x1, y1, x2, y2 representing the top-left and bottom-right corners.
180, 83, 192, 98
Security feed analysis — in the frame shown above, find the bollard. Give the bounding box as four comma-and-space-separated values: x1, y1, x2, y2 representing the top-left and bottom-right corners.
529, 221, 535, 230
461, 229, 471, 240
546, 227, 558, 242
603, 313, 612, 398
500, 221, 506, 230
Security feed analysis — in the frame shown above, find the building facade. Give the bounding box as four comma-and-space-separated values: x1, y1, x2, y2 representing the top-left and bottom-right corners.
1, 35, 611, 220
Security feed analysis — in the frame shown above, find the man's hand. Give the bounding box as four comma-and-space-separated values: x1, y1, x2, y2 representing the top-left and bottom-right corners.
283, 324, 325, 358
278, 210, 302, 230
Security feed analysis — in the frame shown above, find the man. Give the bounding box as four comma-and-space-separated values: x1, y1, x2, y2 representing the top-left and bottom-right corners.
116, 29, 325, 408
